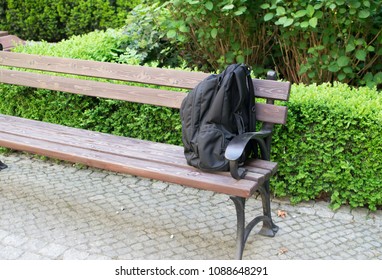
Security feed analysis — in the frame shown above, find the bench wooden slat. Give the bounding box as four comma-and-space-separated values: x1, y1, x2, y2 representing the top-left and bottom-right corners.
0, 52, 209, 89
0, 130, 263, 197
253, 79, 290, 101
0, 35, 24, 51
0, 69, 186, 108
0, 114, 275, 184
256, 103, 288, 125
0, 52, 290, 101
0, 69, 288, 124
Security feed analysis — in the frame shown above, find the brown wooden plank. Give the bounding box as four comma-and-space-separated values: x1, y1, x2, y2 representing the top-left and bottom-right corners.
0, 131, 259, 197
0, 69, 187, 108
253, 79, 290, 101
0, 52, 209, 89
255, 103, 288, 124
0, 35, 25, 51
248, 159, 278, 173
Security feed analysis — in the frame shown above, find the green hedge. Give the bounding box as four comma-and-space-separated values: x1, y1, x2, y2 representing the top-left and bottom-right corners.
0, 0, 140, 42
2, 31, 382, 210
272, 83, 382, 210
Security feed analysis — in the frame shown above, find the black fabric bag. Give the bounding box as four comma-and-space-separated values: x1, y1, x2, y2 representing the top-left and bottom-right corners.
180, 64, 256, 172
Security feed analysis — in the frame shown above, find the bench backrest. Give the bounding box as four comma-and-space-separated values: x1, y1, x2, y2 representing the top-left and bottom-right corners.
0, 32, 25, 51
0, 52, 290, 125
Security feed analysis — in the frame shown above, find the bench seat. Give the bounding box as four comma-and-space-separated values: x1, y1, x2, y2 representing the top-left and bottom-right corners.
0, 114, 277, 198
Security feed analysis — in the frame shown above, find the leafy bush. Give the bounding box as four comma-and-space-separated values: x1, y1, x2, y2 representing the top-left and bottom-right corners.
117, 3, 182, 67
14, 29, 129, 62
160, 0, 382, 86
162, 0, 274, 75
0, 0, 140, 42
272, 83, 382, 210
260, 0, 382, 88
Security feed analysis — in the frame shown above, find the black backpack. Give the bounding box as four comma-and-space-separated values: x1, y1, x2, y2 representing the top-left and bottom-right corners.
180, 64, 256, 173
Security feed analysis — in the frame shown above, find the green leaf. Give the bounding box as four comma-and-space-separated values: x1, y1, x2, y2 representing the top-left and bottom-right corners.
276, 6, 286, 16
300, 21, 309, 28
179, 25, 189, 33
328, 64, 340, 72
210, 28, 218, 39
309, 17, 318, 28
236, 54, 245, 64
284, 18, 294, 27
264, 13, 274, 21
222, 4, 234, 11
205, 1, 213, 11
358, 10, 370, 19
295, 10, 307, 18
337, 56, 350, 67
355, 49, 367, 61
260, 3, 270, 9
166, 30, 177, 38
338, 73, 346, 81
374, 72, 382, 83
346, 43, 355, 53
276, 16, 287, 25
306, 5, 315, 17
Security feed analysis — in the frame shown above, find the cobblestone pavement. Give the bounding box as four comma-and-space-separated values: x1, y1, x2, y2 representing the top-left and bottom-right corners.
0, 153, 381, 260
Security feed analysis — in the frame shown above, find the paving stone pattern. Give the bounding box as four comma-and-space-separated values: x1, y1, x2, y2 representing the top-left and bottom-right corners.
0, 153, 381, 260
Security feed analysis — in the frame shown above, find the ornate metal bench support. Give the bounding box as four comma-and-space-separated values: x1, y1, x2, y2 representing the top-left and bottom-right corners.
0, 160, 7, 170
230, 182, 278, 259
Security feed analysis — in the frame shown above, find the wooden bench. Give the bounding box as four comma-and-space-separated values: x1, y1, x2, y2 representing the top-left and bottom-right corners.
0, 51, 290, 259
0, 31, 25, 51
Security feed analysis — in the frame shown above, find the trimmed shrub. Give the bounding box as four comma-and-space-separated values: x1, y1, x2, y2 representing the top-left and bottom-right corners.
0, 0, 140, 42
272, 83, 382, 210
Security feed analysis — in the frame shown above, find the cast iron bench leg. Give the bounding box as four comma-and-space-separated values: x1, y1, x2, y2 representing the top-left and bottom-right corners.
258, 180, 279, 237
230, 192, 278, 259
0, 161, 7, 170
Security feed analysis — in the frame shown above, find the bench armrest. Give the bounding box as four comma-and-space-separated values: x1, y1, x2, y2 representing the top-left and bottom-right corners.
225, 129, 272, 179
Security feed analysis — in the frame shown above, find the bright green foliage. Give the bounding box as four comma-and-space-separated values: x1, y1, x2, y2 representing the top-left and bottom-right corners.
13, 29, 129, 62
161, 0, 382, 86
117, 3, 182, 67
260, 0, 382, 87
272, 83, 382, 210
162, 0, 273, 74
0, 0, 140, 42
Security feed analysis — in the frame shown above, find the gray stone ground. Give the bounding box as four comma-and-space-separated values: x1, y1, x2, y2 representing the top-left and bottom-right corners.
0, 153, 381, 260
